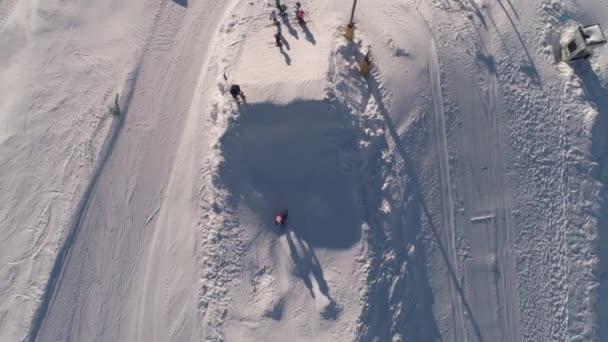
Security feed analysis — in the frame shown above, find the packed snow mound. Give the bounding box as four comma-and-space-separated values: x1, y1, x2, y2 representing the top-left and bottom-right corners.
218, 101, 362, 248
214, 99, 368, 341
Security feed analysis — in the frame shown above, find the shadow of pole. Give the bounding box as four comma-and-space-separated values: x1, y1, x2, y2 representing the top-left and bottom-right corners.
504, 0, 520, 20
496, 0, 539, 81
365, 73, 487, 342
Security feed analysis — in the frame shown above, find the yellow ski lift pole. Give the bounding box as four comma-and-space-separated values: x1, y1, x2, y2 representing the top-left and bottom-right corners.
359, 45, 372, 76
344, 0, 358, 41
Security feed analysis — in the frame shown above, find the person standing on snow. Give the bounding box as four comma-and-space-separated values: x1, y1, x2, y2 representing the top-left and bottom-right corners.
270, 10, 283, 46
270, 10, 278, 24
274, 210, 288, 227
271, 10, 282, 34
294, 2, 305, 23
230, 84, 245, 102
275, 0, 287, 14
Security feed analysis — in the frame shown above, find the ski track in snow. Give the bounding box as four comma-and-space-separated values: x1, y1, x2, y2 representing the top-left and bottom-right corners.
0, 1, 154, 340
428, 1, 597, 341
420, 3, 523, 341
29, 1, 228, 341
424, 20, 470, 342
0, 0, 17, 28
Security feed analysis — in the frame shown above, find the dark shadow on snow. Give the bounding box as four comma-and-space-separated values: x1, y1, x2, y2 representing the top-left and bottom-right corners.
572, 60, 608, 342
171, 0, 187, 7
217, 101, 361, 318
286, 230, 340, 319
449, 0, 487, 28
299, 22, 316, 45
276, 34, 291, 65
333, 40, 443, 341
504, 0, 520, 20
363, 69, 486, 342
495, 0, 539, 82
26, 63, 143, 342
218, 101, 362, 249
476, 1, 539, 85
356, 133, 444, 341
280, 14, 298, 39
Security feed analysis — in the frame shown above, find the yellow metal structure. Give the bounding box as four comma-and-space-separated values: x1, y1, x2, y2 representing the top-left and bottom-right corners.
359, 48, 372, 76
359, 57, 370, 76
344, 24, 355, 41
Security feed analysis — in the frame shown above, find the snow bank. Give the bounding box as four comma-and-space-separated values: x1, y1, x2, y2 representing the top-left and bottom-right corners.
217, 100, 363, 340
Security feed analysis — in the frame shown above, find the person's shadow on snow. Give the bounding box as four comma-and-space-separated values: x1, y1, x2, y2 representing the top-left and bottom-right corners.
280, 14, 298, 39
299, 22, 315, 45
277, 34, 291, 65
285, 230, 339, 319
279, 44, 291, 65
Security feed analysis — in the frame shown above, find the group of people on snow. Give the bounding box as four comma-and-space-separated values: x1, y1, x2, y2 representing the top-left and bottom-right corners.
272, 1, 305, 23
229, 3, 306, 228
230, 1, 306, 102
271, 1, 306, 47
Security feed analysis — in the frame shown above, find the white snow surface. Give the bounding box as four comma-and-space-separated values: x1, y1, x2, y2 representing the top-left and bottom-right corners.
0, 0, 607, 341
582, 24, 606, 46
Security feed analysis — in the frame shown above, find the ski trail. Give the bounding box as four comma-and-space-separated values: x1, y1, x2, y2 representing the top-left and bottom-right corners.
132, 2, 234, 340
0, 0, 17, 28
29, 1, 228, 341
423, 17, 468, 342
25, 31, 145, 342
485, 53, 522, 342
418, 3, 526, 340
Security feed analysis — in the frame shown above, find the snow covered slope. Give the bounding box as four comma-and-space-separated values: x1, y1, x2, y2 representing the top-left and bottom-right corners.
0, 1, 154, 340
1, 0, 607, 341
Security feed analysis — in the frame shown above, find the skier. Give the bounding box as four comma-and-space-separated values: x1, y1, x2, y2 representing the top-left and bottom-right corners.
275, 0, 287, 14
230, 84, 245, 101
270, 10, 278, 25
274, 210, 288, 227
294, 2, 305, 23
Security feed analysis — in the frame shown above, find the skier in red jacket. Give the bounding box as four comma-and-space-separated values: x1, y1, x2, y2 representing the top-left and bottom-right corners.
274, 210, 288, 227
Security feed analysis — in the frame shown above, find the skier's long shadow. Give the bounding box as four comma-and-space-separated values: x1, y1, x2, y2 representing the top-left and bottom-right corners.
300, 22, 316, 45
366, 71, 486, 342
278, 43, 291, 65
285, 230, 339, 318
280, 14, 298, 39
